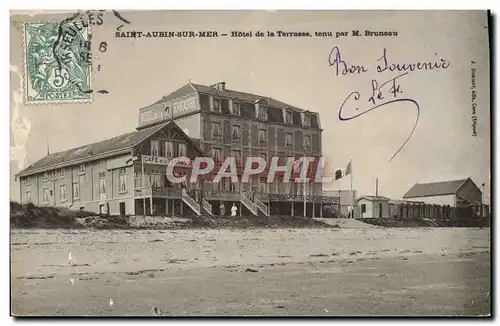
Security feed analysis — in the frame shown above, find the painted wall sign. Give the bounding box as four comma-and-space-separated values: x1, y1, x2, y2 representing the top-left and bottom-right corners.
142, 155, 192, 166
138, 95, 198, 127
142, 155, 170, 165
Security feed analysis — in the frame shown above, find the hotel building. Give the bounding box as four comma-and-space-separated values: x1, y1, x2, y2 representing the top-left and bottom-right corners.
16, 81, 339, 216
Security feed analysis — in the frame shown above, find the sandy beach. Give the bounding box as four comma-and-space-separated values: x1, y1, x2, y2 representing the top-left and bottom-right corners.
11, 227, 490, 316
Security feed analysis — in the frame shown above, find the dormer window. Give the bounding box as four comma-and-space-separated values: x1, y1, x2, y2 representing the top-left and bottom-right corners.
284, 110, 293, 124
231, 101, 240, 116
212, 97, 221, 112
302, 112, 311, 127
256, 104, 267, 120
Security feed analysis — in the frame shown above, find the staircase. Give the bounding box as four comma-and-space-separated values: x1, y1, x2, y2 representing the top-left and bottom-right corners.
254, 196, 269, 216
202, 199, 213, 215
181, 189, 201, 216
240, 194, 258, 216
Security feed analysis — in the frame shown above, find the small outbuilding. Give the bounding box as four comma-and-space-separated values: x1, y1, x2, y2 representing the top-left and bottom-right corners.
356, 196, 390, 219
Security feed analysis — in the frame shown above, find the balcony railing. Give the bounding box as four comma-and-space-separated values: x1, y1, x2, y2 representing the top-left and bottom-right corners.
135, 186, 182, 198
204, 190, 241, 201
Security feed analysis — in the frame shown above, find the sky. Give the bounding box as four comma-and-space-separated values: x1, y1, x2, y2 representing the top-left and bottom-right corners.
9, 10, 491, 203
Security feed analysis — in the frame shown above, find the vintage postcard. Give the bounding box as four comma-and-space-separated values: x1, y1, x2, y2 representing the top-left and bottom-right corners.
10, 10, 491, 316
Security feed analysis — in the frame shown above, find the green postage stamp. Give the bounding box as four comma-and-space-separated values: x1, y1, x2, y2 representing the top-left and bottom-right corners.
23, 21, 92, 104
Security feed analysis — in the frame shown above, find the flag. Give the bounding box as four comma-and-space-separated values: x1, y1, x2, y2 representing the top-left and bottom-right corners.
335, 160, 352, 180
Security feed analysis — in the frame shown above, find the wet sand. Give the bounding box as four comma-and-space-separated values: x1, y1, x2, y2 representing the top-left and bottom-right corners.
11, 227, 490, 316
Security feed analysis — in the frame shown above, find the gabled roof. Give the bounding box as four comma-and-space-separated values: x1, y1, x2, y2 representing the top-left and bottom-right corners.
403, 179, 469, 198
358, 196, 391, 201
16, 122, 204, 178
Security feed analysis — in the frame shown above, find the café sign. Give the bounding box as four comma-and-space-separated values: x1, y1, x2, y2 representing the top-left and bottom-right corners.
142, 155, 192, 166
142, 155, 170, 165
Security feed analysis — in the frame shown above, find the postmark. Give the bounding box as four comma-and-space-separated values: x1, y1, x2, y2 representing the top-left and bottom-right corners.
23, 21, 92, 104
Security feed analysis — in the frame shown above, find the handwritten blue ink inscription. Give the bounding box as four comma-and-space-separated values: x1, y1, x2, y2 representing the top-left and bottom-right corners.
331, 46, 450, 162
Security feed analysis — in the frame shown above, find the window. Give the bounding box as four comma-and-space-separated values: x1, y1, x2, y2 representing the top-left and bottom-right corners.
178, 143, 187, 157
304, 135, 311, 150
79, 164, 85, 174
150, 139, 161, 156
361, 204, 366, 213
285, 132, 293, 148
60, 168, 66, 178
303, 113, 311, 127
99, 172, 106, 195
73, 183, 80, 200
284, 110, 293, 124
232, 150, 242, 165
149, 173, 161, 188
231, 125, 241, 142
25, 191, 31, 203
23, 176, 31, 185
212, 122, 222, 140
258, 129, 267, 146
257, 104, 267, 120
79, 174, 85, 184
60, 185, 67, 202
43, 188, 50, 203
232, 102, 241, 116
211, 147, 222, 164
212, 97, 221, 112
164, 141, 174, 158
119, 168, 127, 193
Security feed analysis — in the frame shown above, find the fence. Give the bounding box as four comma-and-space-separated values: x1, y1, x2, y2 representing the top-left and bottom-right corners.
389, 202, 485, 220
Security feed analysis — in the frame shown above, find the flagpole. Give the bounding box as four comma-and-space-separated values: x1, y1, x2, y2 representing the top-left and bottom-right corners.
142, 156, 146, 216
349, 159, 353, 219
303, 154, 306, 218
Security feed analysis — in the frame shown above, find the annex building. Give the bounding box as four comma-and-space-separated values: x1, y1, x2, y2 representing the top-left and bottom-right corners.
16, 81, 340, 216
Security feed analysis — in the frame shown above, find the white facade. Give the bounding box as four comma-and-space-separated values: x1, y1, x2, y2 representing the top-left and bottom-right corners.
357, 198, 389, 218
406, 195, 455, 206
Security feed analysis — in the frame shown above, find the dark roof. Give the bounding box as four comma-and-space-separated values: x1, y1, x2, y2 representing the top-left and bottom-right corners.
194, 83, 320, 128
403, 179, 469, 198
139, 82, 321, 129
191, 83, 305, 111
358, 196, 391, 201
16, 122, 177, 177
388, 199, 425, 205
148, 83, 197, 107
